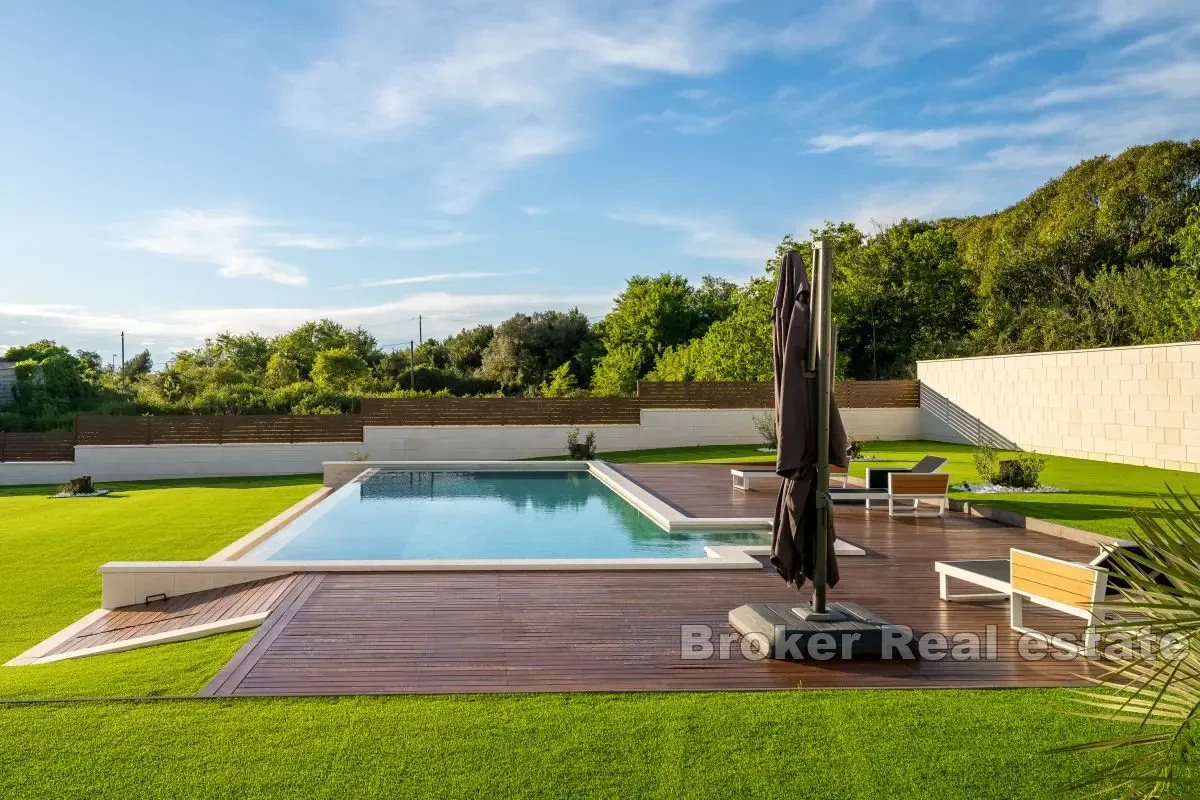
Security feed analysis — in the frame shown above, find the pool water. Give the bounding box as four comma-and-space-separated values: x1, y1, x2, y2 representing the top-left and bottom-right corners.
246, 470, 766, 561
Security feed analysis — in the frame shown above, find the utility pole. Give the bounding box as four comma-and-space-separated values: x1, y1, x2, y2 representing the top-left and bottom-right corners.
409, 340, 415, 391
418, 315, 423, 344
120, 331, 125, 372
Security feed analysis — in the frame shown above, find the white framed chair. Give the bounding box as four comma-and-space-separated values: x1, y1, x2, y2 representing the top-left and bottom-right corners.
886, 472, 950, 517
1009, 548, 1109, 657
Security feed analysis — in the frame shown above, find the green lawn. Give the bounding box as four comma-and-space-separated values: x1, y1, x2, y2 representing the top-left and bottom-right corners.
0, 469, 1142, 798
600, 440, 1200, 537
0, 691, 1125, 800
0, 475, 320, 699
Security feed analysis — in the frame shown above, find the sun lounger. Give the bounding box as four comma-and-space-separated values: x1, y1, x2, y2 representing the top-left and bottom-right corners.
1009, 548, 1110, 656
886, 473, 950, 517
935, 543, 1138, 656
730, 464, 847, 491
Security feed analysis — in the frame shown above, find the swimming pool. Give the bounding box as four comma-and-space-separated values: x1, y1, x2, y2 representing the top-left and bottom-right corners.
244, 469, 768, 561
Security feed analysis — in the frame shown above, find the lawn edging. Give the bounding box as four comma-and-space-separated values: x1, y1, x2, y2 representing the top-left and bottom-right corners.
948, 499, 1126, 548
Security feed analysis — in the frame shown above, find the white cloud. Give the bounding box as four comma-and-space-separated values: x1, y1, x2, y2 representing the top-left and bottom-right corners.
1033, 59, 1200, 108
845, 184, 985, 231
280, 0, 978, 212
119, 209, 309, 286
637, 108, 742, 135
519, 205, 547, 216
391, 231, 479, 250
353, 269, 539, 289
808, 115, 1080, 157
610, 210, 777, 262
0, 291, 615, 342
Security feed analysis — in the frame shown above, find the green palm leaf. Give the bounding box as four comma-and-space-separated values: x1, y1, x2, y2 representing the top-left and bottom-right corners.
1066, 487, 1200, 798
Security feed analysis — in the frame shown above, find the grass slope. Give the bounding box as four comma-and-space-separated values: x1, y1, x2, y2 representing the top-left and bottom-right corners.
600, 440, 1200, 537
0, 475, 320, 698
0, 691, 1124, 800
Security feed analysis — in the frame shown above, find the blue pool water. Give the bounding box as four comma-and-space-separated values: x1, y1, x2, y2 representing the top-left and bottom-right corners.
246, 470, 766, 561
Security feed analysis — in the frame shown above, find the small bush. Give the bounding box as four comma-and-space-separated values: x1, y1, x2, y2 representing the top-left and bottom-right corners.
60, 475, 94, 495
751, 411, 777, 449
847, 438, 864, 460
566, 427, 597, 460
973, 444, 999, 483
997, 454, 1048, 489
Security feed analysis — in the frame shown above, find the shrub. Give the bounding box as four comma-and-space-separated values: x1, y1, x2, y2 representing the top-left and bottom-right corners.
847, 438, 864, 460
566, 427, 597, 460
997, 453, 1048, 489
973, 444, 999, 483
751, 411, 777, 449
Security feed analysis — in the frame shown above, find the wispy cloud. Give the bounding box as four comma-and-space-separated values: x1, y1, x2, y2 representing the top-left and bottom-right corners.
279, 0, 989, 212
637, 108, 742, 135
391, 231, 479, 250
610, 210, 776, 262
808, 115, 1080, 157
353, 269, 539, 289
519, 205, 547, 216
117, 209, 310, 287
0, 291, 614, 342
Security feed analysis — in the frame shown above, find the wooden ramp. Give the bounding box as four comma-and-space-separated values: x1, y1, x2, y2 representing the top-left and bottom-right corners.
25, 576, 298, 663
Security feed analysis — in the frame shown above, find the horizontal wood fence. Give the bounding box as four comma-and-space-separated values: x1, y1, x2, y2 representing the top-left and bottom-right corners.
2, 381, 920, 460
74, 415, 364, 446
635, 380, 919, 409
0, 432, 76, 462
362, 397, 642, 426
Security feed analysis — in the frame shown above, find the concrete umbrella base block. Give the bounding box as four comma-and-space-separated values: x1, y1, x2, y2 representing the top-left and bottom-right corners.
728, 601, 917, 661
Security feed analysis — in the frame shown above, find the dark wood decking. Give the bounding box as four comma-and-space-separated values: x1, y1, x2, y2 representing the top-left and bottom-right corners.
47, 575, 299, 657
202, 464, 1105, 696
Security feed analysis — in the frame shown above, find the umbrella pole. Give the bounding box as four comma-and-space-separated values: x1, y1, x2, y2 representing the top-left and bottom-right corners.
811, 239, 834, 615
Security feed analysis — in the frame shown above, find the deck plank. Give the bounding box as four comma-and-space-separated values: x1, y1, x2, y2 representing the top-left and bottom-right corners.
208, 463, 1107, 696
44, 575, 299, 657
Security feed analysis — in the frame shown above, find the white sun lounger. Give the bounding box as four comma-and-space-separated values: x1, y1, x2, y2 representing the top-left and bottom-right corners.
730, 465, 847, 491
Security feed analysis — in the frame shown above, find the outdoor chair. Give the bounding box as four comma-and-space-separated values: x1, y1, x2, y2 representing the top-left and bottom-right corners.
886, 472, 950, 517
934, 543, 1144, 656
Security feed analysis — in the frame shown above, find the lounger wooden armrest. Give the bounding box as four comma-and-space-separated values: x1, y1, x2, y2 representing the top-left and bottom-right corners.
887, 473, 950, 518
1009, 548, 1109, 656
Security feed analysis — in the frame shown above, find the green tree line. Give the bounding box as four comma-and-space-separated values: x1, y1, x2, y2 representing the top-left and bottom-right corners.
3, 139, 1198, 431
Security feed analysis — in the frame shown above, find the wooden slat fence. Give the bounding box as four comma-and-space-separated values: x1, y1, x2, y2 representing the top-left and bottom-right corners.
636, 380, 919, 409
0, 432, 75, 462
73, 415, 364, 446
362, 397, 641, 426
3, 381, 920, 460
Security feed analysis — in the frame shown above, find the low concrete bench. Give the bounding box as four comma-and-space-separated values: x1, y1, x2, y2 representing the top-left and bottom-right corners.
731, 465, 848, 491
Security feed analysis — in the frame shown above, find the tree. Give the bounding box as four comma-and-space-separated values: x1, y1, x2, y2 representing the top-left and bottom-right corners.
273, 320, 379, 378
539, 362, 579, 397
121, 349, 153, 380
590, 344, 645, 396
311, 347, 369, 391
264, 352, 301, 388
445, 325, 494, 373
478, 310, 593, 388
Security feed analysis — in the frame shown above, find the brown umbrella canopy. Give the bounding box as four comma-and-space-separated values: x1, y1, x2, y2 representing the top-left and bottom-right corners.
770, 250, 850, 590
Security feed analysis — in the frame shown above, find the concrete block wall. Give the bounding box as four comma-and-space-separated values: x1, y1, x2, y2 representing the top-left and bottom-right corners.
918, 341, 1200, 472
0, 407, 924, 486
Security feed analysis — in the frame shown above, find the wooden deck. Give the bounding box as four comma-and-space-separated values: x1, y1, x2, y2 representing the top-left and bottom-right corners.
47, 575, 298, 658
201, 464, 1106, 696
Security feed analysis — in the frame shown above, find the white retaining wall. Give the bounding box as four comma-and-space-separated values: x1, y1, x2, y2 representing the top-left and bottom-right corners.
918, 341, 1200, 472
0, 407, 923, 486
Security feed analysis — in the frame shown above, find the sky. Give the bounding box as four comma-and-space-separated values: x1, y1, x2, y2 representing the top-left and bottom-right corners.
1, 0, 1199, 364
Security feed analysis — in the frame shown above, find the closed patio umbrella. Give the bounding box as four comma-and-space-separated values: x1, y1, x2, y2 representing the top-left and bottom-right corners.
770, 246, 849, 602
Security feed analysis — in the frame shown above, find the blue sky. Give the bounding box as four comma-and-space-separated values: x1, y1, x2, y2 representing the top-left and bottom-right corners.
2, 0, 1199, 363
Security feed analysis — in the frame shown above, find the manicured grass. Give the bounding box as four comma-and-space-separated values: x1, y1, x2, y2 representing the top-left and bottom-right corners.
601, 440, 1200, 537
0, 690, 1125, 800
0, 475, 321, 699
0, 469, 1138, 798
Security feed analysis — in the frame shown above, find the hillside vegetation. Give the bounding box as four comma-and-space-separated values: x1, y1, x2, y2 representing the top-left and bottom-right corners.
4, 140, 1198, 430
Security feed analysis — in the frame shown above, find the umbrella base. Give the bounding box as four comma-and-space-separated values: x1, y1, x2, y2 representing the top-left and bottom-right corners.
728, 601, 915, 661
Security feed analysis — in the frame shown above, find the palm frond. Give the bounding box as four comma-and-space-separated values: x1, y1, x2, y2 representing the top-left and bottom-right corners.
1065, 485, 1200, 798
